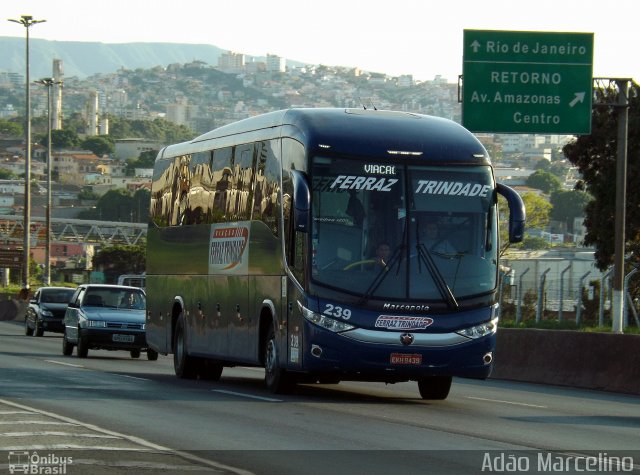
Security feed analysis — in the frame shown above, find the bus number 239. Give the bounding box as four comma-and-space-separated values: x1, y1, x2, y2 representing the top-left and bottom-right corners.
323, 304, 352, 320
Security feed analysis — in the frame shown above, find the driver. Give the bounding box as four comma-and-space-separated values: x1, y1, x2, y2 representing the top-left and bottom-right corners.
421, 220, 456, 254
372, 241, 391, 269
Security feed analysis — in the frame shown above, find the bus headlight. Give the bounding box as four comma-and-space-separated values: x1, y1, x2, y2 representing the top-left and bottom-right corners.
456, 317, 498, 339
299, 303, 355, 333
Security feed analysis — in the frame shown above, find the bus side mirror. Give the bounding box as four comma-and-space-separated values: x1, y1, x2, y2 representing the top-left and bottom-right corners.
291, 170, 310, 233
497, 183, 526, 243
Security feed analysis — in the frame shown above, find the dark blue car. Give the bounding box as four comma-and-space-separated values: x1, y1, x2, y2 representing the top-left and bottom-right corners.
25, 287, 75, 336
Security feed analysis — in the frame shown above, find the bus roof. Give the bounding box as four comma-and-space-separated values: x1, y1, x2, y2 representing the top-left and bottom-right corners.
161, 108, 490, 165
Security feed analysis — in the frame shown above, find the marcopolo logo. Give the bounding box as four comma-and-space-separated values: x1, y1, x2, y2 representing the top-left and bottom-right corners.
8, 451, 72, 474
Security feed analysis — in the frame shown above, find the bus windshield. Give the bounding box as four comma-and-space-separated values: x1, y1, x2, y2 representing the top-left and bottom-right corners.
310, 156, 498, 302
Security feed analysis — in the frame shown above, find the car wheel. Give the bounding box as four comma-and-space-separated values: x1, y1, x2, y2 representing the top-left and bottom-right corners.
25, 317, 34, 336
264, 324, 296, 394
173, 313, 197, 379
417, 375, 452, 400
147, 349, 159, 361
130, 349, 141, 358
62, 330, 73, 356
77, 331, 89, 358
35, 319, 44, 337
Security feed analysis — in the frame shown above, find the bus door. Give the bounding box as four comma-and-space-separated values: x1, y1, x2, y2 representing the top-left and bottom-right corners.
285, 276, 305, 370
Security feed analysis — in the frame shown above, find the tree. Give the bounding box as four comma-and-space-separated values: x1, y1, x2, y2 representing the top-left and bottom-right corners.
522, 192, 551, 231
45, 129, 80, 149
126, 150, 157, 175
525, 169, 563, 194
81, 136, 115, 157
108, 116, 193, 142
562, 82, 640, 270
77, 189, 132, 221
92, 244, 146, 283
550, 189, 591, 233
0, 119, 22, 137
0, 168, 17, 179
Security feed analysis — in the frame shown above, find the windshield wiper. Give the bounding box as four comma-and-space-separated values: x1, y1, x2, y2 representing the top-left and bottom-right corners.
358, 244, 405, 304
416, 244, 459, 310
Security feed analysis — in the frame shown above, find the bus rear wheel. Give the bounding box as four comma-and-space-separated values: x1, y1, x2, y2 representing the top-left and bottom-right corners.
264, 325, 295, 394
173, 314, 198, 379
417, 375, 452, 400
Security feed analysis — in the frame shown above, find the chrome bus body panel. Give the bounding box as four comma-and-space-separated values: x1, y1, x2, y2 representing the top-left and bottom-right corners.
340, 328, 470, 347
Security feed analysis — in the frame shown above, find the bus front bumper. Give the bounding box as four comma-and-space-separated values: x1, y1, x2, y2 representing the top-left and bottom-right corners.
300, 323, 496, 381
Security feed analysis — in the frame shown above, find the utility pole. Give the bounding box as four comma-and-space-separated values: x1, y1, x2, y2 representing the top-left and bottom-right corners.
36, 78, 62, 285
8, 15, 46, 293
592, 78, 632, 333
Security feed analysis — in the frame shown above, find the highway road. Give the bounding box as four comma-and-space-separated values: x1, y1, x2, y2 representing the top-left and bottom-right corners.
0, 320, 638, 474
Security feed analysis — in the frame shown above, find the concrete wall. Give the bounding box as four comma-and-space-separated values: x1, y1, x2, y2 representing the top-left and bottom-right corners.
492, 329, 640, 395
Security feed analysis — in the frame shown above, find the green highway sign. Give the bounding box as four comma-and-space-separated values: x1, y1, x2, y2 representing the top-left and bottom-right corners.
462, 30, 593, 134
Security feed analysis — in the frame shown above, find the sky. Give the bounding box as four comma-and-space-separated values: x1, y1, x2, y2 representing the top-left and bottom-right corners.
1, 0, 637, 82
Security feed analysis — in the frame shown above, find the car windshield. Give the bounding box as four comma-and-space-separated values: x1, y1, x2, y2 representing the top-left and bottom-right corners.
310, 156, 498, 303
83, 288, 146, 309
41, 289, 75, 304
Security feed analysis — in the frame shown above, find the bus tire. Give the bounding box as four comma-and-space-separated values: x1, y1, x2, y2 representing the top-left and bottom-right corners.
199, 359, 223, 381
173, 314, 198, 379
264, 325, 296, 394
417, 375, 452, 400
147, 349, 159, 361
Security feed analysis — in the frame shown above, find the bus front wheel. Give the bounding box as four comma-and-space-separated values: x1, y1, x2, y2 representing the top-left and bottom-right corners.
417, 375, 452, 400
264, 325, 296, 394
174, 314, 198, 379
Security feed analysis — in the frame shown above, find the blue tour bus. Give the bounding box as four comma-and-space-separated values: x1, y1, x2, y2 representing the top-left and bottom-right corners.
145, 108, 525, 399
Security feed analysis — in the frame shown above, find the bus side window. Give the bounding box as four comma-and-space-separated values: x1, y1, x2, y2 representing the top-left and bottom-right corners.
254, 140, 281, 236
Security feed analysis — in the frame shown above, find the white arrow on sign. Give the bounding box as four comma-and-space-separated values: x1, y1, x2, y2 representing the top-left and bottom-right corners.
470, 40, 481, 53
569, 92, 586, 108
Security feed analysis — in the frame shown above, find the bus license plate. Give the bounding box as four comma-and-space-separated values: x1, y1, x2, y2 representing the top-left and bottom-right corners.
112, 334, 135, 343
390, 353, 422, 365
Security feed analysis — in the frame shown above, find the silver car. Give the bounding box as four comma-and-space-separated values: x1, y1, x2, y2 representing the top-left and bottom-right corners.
62, 284, 158, 360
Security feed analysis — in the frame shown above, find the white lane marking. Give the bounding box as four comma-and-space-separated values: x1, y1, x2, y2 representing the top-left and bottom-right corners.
45, 359, 84, 368
0, 421, 76, 425
0, 411, 34, 415
212, 389, 282, 402
2, 444, 156, 451
2, 431, 120, 438
466, 396, 547, 408
0, 398, 254, 475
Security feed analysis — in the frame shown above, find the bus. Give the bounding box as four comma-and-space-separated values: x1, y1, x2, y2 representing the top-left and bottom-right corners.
145, 108, 525, 399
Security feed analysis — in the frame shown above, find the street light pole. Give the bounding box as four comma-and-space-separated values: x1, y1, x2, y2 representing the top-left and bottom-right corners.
8, 15, 46, 293
36, 78, 61, 285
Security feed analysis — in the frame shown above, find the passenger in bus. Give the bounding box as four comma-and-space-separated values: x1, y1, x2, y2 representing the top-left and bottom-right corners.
346, 190, 365, 226
420, 219, 456, 254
